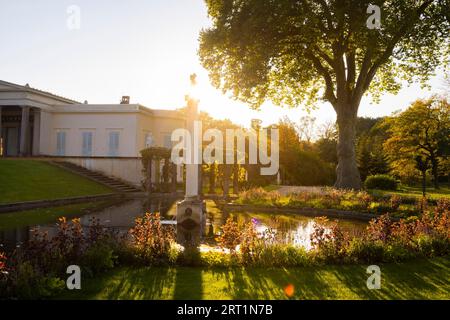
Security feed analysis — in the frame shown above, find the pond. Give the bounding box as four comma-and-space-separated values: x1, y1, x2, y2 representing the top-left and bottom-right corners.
0, 198, 367, 252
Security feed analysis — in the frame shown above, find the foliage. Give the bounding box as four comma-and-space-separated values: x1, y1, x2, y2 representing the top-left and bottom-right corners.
199, 0, 449, 189
140, 147, 172, 192
237, 187, 405, 214
81, 242, 116, 276
364, 174, 398, 190
384, 98, 450, 187
0, 217, 118, 299
356, 118, 391, 180
128, 212, 177, 265
216, 217, 242, 252
237, 187, 281, 206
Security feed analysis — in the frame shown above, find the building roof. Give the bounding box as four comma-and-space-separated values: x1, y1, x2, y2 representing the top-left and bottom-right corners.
0, 80, 80, 104
0, 80, 185, 120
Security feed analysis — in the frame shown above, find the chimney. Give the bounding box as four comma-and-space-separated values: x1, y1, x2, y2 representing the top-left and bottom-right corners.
120, 96, 130, 104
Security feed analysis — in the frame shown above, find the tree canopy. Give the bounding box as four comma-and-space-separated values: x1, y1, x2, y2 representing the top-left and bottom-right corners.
200, 0, 449, 109
384, 97, 450, 187
199, 0, 450, 189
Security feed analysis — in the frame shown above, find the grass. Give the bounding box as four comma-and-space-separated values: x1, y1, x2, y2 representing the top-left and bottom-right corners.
370, 184, 450, 200
61, 257, 450, 300
0, 159, 113, 204
0, 200, 119, 231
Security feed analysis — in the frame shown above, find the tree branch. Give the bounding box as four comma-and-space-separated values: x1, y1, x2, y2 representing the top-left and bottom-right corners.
363, 0, 434, 92
306, 51, 338, 107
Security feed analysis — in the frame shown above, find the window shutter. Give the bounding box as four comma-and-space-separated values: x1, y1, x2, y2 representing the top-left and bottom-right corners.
109, 131, 119, 156
57, 132, 66, 156
82, 132, 93, 156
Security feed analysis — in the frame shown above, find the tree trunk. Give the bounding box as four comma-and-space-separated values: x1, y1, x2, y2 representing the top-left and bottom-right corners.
335, 112, 362, 190
421, 169, 427, 197
429, 155, 440, 189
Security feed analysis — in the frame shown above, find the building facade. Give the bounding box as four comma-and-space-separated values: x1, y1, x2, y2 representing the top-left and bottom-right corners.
0, 80, 185, 186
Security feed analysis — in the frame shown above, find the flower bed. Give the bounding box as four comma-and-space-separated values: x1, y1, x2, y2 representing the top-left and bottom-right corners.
1, 203, 448, 299
234, 187, 447, 218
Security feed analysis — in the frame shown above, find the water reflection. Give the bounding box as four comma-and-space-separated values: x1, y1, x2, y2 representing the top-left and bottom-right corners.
0, 198, 367, 252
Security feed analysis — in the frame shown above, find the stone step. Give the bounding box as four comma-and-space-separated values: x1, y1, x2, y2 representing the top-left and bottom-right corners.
52, 161, 142, 193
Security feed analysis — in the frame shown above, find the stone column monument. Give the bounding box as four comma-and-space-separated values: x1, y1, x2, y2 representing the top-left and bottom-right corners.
176, 74, 206, 246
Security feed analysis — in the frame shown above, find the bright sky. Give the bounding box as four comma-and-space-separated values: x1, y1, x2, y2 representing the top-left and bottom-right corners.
0, 0, 447, 129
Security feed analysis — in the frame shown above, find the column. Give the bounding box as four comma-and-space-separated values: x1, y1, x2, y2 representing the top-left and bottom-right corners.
19, 106, 30, 157
32, 109, 41, 155
147, 158, 152, 193
184, 99, 200, 199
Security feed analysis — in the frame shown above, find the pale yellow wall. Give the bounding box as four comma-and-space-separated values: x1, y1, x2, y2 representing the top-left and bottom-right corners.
39, 110, 53, 155
50, 112, 138, 157
136, 112, 185, 151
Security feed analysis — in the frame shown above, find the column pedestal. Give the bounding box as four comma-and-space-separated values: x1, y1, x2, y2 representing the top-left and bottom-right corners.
176, 197, 206, 247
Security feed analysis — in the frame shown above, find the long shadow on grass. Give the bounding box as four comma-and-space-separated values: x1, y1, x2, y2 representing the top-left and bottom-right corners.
329, 257, 450, 300
173, 248, 203, 300
209, 266, 341, 300
100, 267, 176, 300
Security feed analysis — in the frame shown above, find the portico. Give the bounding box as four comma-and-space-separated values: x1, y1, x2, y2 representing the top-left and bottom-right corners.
0, 105, 38, 156
0, 80, 77, 157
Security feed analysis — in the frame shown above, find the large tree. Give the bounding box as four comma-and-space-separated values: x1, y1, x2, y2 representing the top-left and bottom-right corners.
199, 0, 449, 189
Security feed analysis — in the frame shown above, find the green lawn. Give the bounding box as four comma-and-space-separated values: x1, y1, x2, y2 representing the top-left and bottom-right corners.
61, 257, 450, 300
370, 185, 450, 200
0, 159, 113, 204
0, 200, 119, 231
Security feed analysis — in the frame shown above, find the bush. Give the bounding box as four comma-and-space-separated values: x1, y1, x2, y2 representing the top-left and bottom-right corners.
10, 262, 65, 299
237, 188, 280, 206
128, 212, 178, 265
216, 217, 242, 252
249, 244, 311, 267
383, 243, 415, 262
81, 242, 116, 276
364, 174, 398, 190
346, 238, 385, 263
199, 250, 237, 267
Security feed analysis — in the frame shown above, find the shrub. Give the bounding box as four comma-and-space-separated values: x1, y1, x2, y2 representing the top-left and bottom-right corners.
367, 214, 393, 242
128, 212, 177, 265
383, 243, 415, 262
81, 242, 116, 276
357, 191, 373, 210
199, 250, 237, 267
346, 238, 385, 263
364, 174, 398, 190
310, 217, 350, 263
9, 261, 65, 299
238, 188, 281, 206
436, 198, 450, 213
216, 217, 242, 252
250, 244, 311, 267
416, 196, 429, 213
239, 221, 259, 263
389, 195, 402, 211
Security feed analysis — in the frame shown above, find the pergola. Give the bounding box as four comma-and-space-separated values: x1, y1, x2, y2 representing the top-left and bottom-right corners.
141, 146, 178, 194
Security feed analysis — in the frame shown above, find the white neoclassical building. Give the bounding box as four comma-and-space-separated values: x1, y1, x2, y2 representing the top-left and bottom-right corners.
0, 80, 185, 186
